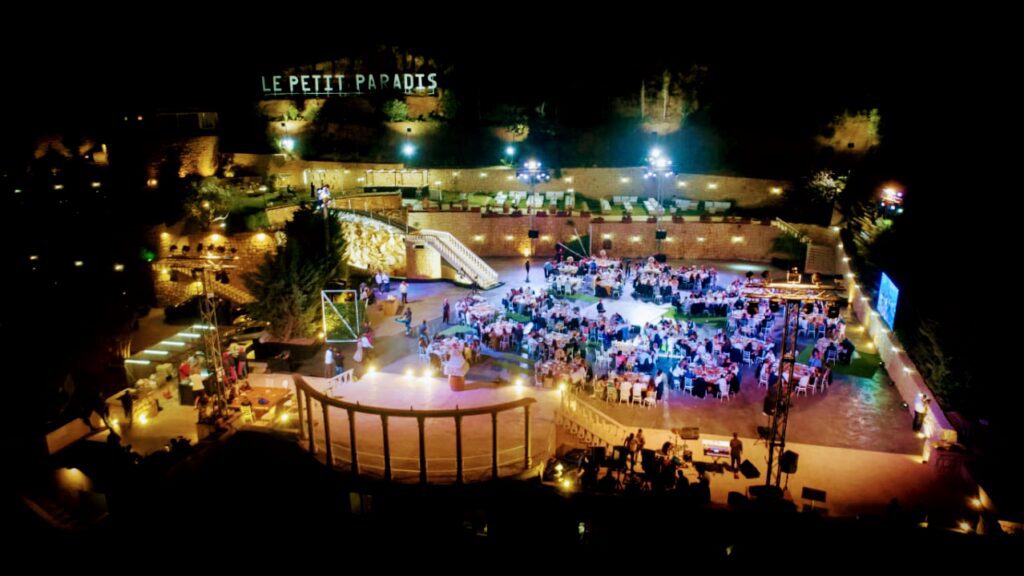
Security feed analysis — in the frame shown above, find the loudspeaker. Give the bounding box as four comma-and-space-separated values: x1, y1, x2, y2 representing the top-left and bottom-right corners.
740, 459, 761, 479
528, 229, 539, 239
602, 239, 612, 250
747, 302, 759, 315
803, 303, 814, 314
827, 305, 839, 319
780, 450, 799, 474
653, 253, 667, 263
591, 446, 606, 467
655, 229, 667, 240
728, 491, 749, 507
769, 300, 780, 313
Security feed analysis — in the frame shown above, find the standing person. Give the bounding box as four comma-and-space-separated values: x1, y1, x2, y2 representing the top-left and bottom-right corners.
400, 280, 409, 304
402, 307, 413, 336
334, 348, 345, 376
913, 393, 929, 432
442, 298, 450, 324
382, 271, 391, 292
524, 259, 531, 283
120, 390, 134, 424
730, 432, 744, 478
324, 347, 335, 378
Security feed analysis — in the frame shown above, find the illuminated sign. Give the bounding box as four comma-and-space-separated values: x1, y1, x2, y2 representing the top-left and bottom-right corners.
261, 73, 438, 98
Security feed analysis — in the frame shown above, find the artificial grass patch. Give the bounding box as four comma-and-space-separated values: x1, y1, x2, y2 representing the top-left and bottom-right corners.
795, 346, 880, 379
661, 309, 728, 327
438, 325, 476, 337
506, 312, 531, 323
564, 293, 600, 303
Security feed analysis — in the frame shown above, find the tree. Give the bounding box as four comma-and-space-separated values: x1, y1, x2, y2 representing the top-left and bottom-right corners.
438, 88, 459, 120
183, 178, 233, 230
382, 99, 410, 122
807, 169, 847, 204
243, 205, 344, 340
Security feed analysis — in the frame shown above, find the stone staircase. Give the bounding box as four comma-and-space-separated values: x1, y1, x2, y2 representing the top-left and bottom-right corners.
408, 229, 501, 290
211, 280, 255, 304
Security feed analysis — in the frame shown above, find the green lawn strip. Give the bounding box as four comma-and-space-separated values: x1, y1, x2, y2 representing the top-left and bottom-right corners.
795, 345, 880, 378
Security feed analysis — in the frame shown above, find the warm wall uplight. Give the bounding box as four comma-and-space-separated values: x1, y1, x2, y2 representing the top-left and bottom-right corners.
473, 235, 485, 242
602, 234, 612, 240
677, 181, 688, 188
619, 177, 630, 184
731, 236, 744, 243
564, 177, 573, 183
113, 263, 125, 272
147, 179, 158, 188
479, 172, 488, 178
505, 235, 514, 241
630, 236, 641, 243
506, 175, 515, 181
356, 177, 366, 183
541, 235, 551, 241
91, 181, 102, 189
707, 182, 718, 190
434, 180, 443, 186
29, 254, 39, 261
210, 234, 222, 242
74, 260, 84, 267
697, 237, 706, 243
53, 184, 64, 191
770, 187, 782, 194
255, 232, 267, 242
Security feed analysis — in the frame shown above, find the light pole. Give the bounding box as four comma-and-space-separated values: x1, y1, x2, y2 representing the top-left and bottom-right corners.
517, 158, 550, 257
280, 122, 295, 156
402, 127, 416, 162
504, 145, 516, 167
645, 147, 673, 254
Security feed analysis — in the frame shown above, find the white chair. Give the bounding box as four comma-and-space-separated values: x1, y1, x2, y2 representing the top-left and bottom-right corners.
631, 383, 644, 406
796, 375, 811, 396
618, 386, 631, 404
644, 395, 657, 409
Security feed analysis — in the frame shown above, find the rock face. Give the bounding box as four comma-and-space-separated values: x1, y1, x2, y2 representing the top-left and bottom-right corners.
342, 219, 406, 276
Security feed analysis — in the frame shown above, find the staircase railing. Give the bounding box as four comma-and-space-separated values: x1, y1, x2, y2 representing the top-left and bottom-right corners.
408, 230, 499, 289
